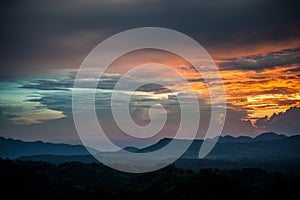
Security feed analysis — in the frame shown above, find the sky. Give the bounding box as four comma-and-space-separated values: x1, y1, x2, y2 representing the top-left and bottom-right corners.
0, 0, 300, 147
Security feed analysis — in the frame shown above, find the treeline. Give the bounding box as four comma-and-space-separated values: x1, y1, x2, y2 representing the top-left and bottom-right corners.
0, 158, 298, 200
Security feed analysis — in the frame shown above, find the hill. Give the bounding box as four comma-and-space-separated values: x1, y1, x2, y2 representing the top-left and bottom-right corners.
0, 137, 91, 159
135, 133, 300, 160
2, 132, 300, 173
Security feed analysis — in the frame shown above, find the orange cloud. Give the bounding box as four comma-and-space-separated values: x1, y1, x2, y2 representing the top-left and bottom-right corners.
220, 65, 300, 124
104, 48, 300, 126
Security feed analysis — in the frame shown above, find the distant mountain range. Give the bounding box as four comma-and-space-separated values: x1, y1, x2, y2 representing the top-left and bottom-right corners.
217, 132, 288, 143
1, 132, 300, 163
134, 132, 300, 160
0, 137, 90, 159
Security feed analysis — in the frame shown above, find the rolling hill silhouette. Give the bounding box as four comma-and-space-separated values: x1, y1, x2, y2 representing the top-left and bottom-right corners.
0, 137, 91, 159
1, 132, 300, 173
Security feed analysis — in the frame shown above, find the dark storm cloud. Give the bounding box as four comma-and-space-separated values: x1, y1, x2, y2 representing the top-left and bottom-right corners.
0, 0, 300, 76
220, 47, 300, 71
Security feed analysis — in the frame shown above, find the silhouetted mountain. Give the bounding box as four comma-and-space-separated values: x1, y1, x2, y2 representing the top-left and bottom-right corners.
18, 154, 99, 164
2, 133, 300, 168
134, 133, 300, 160
208, 132, 287, 143
252, 132, 287, 141
123, 146, 139, 152
8, 133, 300, 174
0, 137, 91, 159
136, 137, 173, 153
206, 135, 300, 160
217, 135, 252, 143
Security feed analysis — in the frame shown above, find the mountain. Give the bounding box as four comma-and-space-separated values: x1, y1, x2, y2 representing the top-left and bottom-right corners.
217, 132, 287, 143
252, 132, 287, 141
206, 135, 300, 160
1, 132, 300, 164
6, 132, 300, 175
0, 137, 91, 159
123, 146, 140, 152
217, 135, 252, 143
18, 154, 99, 164
133, 133, 300, 160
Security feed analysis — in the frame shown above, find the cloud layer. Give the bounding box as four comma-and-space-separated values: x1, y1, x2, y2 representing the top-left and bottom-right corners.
1, 0, 300, 76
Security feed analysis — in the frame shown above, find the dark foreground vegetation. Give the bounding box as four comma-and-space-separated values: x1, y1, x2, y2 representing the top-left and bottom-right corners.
0, 158, 299, 200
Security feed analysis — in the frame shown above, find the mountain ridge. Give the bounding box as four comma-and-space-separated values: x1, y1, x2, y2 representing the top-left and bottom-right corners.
0, 136, 90, 159
0, 132, 298, 160
132, 132, 289, 153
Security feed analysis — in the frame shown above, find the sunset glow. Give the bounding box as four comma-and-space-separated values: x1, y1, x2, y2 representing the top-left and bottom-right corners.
220, 65, 300, 122
1, 0, 300, 143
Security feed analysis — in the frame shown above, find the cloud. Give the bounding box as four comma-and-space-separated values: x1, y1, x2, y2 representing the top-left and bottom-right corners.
136, 84, 170, 94
1, 0, 300, 76
221, 108, 256, 137
1, 0, 299, 145
285, 65, 300, 72
21, 79, 73, 91
220, 47, 300, 71
255, 107, 300, 135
